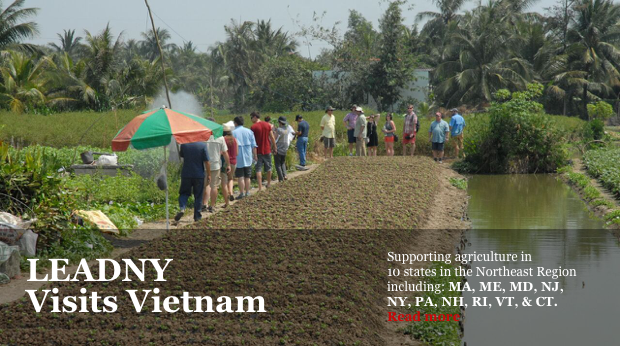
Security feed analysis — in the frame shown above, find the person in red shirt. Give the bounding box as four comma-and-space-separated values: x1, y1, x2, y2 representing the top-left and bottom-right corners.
250, 111, 276, 191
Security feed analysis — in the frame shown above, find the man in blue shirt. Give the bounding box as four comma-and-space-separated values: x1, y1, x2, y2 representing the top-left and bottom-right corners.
176, 141, 210, 222
429, 112, 450, 164
295, 114, 310, 167
232, 116, 258, 199
449, 108, 466, 159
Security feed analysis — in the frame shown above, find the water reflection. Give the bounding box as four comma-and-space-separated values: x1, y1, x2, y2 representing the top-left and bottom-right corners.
463, 175, 619, 346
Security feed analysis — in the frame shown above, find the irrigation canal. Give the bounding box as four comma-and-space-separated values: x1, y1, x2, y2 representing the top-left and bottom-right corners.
462, 174, 620, 345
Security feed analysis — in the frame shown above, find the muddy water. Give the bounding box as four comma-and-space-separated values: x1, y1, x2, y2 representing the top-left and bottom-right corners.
462, 175, 620, 346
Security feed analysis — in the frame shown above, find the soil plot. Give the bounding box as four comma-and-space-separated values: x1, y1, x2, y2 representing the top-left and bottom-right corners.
0, 157, 444, 345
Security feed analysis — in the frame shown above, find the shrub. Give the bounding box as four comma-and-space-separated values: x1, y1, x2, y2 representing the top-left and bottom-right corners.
587, 101, 614, 121
460, 83, 567, 173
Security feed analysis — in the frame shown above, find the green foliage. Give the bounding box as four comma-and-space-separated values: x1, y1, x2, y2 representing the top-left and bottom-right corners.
367, 1, 417, 111
605, 209, 620, 226
253, 55, 316, 112
449, 177, 467, 190
65, 172, 169, 205
584, 148, 620, 197
583, 119, 606, 141
0, 143, 114, 256
587, 101, 614, 121
406, 262, 461, 345
37, 226, 112, 265
460, 83, 567, 173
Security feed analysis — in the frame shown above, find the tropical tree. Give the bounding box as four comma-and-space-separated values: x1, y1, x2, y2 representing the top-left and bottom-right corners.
82, 25, 124, 110
0, 0, 38, 51
367, 1, 416, 111
219, 19, 298, 111
434, 1, 534, 106
566, 0, 620, 117
0, 51, 72, 112
139, 27, 176, 61
49, 29, 82, 58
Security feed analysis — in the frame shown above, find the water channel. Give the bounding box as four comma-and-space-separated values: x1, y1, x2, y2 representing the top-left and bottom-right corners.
462, 175, 620, 346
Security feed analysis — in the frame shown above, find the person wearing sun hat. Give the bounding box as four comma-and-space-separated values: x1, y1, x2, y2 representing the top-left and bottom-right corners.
274, 116, 293, 182
320, 106, 336, 158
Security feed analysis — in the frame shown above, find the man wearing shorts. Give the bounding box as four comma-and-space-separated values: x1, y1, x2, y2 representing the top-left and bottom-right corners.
232, 116, 257, 199
250, 111, 276, 191
449, 108, 466, 158
402, 104, 418, 156
429, 112, 450, 164
343, 105, 358, 156
320, 106, 336, 158
203, 120, 230, 213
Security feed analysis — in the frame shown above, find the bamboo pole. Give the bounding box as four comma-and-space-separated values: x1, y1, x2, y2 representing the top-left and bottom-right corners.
144, 0, 172, 109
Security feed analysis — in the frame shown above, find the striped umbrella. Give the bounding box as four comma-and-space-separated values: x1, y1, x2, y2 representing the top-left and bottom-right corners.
111, 107, 223, 230
112, 107, 223, 151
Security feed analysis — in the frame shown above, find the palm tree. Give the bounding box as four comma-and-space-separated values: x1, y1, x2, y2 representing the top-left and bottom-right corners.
0, 51, 73, 112
566, 0, 620, 117
0, 0, 39, 51
49, 29, 82, 58
83, 24, 124, 110
435, 1, 534, 106
139, 27, 176, 61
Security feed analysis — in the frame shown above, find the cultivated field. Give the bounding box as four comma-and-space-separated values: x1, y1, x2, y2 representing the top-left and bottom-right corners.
0, 157, 451, 345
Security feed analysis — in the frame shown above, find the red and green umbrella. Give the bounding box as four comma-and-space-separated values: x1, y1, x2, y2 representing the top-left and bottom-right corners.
112, 107, 223, 151
111, 107, 223, 230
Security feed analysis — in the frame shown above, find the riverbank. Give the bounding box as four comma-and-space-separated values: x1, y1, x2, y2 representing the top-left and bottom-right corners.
0, 157, 470, 345
558, 159, 620, 230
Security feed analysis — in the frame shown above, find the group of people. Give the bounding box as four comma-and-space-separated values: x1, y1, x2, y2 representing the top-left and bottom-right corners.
321, 105, 465, 162
175, 106, 465, 222
174, 112, 310, 222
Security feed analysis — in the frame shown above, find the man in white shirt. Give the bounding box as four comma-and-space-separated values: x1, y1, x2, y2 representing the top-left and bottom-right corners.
203, 119, 231, 212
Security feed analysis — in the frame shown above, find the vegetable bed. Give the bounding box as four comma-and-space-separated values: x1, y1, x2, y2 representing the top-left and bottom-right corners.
0, 157, 441, 345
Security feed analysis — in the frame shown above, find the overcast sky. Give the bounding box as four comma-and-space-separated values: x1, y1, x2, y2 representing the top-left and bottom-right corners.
25, 0, 558, 58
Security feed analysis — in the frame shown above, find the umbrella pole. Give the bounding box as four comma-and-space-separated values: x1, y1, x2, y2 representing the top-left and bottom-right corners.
164, 146, 169, 231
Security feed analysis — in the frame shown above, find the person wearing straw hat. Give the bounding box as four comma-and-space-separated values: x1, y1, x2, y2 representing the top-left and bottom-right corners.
274, 116, 293, 182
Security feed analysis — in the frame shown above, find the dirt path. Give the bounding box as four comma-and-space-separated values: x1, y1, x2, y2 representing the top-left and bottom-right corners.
381, 161, 470, 345
0, 164, 319, 305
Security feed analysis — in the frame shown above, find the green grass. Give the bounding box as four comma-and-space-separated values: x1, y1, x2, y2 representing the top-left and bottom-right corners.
449, 177, 468, 190
0, 110, 137, 148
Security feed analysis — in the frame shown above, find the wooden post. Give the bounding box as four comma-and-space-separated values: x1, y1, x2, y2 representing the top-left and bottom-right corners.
144, 0, 172, 109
